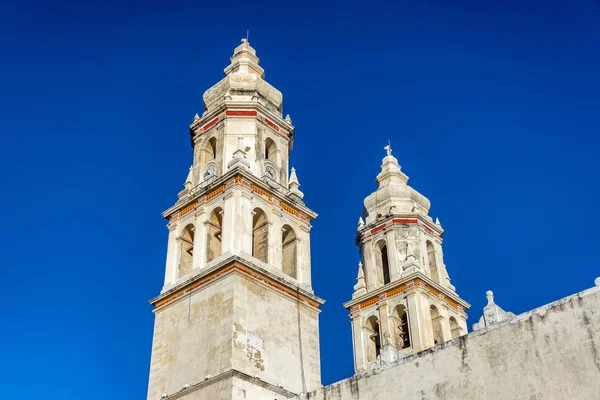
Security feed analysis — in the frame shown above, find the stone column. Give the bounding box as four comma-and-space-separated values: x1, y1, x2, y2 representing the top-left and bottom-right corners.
192, 209, 206, 271
221, 190, 235, 255
439, 304, 452, 343
362, 238, 375, 290
270, 210, 283, 272
298, 224, 312, 286
240, 190, 253, 256
406, 289, 435, 351
378, 298, 398, 364
384, 229, 401, 281
350, 311, 366, 372
164, 222, 179, 286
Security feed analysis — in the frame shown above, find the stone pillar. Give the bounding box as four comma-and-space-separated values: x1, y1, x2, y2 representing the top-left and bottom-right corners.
192, 209, 206, 271
240, 190, 253, 256
164, 222, 178, 286
406, 289, 434, 351
439, 304, 452, 342
378, 299, 398, 364
362, 238, 375, 290
299, 224, 312, 286
221, 191, 235, 255
351, 311, 366, 372
384, 229, 401, 281
270, 210, 283, 272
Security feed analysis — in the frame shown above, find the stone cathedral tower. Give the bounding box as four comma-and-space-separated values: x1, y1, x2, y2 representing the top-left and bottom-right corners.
344, 147, 470, 372
147, 40, 323, 400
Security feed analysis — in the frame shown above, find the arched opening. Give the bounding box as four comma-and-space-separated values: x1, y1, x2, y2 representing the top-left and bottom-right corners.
178, 224, 195, 278
430, 305, 444, 345
374, 240, 391, 286
265, 138, 277, 162
206, 208, 222, 263
365, 316, 381, 363
282, 225, 297, 278
427, 241, 440, 285
201, 137, 217, 165
391, 305, 411, 350
252, 208, 268, 263
449, 317, 461, 339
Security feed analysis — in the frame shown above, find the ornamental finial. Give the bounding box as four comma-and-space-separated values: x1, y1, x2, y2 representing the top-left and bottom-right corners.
384, 142, 392, 156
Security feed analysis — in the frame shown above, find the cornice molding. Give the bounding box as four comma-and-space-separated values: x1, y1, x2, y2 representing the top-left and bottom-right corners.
162, 167, 317, 223
344, 272, 470, 314
150, 255, 324, 310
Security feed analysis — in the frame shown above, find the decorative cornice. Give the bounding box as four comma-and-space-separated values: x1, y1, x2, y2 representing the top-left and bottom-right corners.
358, 214, 443, 240
151, 255, 324, 310
344, 273, 470, 314
189, 102, 293, 146
164, 168, 317, 223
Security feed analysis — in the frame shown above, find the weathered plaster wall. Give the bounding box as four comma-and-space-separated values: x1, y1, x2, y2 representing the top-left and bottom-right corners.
231, 273, 322, 394
147, 274, 235, 399
302, 286, 600, 400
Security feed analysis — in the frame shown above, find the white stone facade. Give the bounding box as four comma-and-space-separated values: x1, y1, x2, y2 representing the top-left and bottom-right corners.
147, 40, 323, 400
345, 148, 470, 372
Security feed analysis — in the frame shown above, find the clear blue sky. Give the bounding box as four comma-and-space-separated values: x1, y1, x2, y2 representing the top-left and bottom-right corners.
1, 0, 599, 398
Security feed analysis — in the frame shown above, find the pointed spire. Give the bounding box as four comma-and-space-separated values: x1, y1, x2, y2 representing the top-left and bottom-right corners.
435, 217, 441, 226
353, 262, 367, 298
285, 114, 292, 124
184, 165, 193, 190
193, 113, 200, 122
358, 217, 365, 229
288, 167, 304, 199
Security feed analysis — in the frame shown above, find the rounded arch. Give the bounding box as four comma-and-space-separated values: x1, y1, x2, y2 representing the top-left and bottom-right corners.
449, 316, 461, 339
200, 137, 217, 165
265, 137, 278, 163
281, 224, 297, 279
365, 316, 381, 363
391, 305, 411, 350
206, 207, 223, 264
430, 304, 443, 345
178, 223, 195, 278
252, 208, 269, 263
374, 239, 391, 286
426, 240, 440, 285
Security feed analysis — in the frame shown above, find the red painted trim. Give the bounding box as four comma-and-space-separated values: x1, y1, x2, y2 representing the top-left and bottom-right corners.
392, 218, 418, 225
202, 117, 219, 131
226, 110, 257, 117
264, 118, 280, 132
368, 218, 419, 236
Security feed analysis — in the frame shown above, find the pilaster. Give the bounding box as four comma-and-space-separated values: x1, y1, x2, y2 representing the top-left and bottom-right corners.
193, 208, 206, 271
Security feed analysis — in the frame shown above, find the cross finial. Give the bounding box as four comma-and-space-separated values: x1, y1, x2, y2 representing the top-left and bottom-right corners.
384, 142, 392, 156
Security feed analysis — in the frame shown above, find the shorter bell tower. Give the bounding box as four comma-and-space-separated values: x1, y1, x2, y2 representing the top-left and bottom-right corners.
344, 146, 470, 372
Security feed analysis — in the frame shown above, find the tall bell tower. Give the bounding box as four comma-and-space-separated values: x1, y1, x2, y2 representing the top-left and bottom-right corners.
344, 146, 470, 373
147, 39, 323, 400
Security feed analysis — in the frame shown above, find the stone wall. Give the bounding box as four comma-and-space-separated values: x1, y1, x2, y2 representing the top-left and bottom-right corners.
301, 284, 600, 400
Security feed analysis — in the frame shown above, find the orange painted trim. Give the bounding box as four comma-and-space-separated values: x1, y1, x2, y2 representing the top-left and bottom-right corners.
154, 263, 321, 309
354, 278, 465, 312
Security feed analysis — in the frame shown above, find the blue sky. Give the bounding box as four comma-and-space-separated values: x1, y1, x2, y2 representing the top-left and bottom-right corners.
1, 0, 599, 398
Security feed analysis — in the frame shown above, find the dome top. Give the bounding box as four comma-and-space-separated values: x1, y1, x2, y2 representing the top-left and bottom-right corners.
202, 39, 283, 113
363, 145, 430, 224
